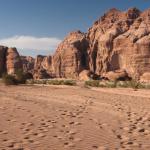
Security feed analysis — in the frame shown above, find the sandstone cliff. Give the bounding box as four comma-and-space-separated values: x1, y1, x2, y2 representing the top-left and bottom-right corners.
53, 31, 89, 78
53, 8, 150, 80
6, 48, 22, 74
0, 46, 23, 76
1, 8, 150, 81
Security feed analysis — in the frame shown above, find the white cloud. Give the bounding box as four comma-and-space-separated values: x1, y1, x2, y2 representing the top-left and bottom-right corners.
0, 35, 61, 51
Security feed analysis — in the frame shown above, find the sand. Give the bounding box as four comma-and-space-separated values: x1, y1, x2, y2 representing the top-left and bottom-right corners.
0, 84, 150, 150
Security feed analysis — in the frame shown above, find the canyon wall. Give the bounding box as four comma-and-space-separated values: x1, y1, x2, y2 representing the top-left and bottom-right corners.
0, 8, 150, 81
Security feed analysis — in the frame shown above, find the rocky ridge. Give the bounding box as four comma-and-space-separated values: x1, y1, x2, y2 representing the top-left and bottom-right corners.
0, 8, 150, 82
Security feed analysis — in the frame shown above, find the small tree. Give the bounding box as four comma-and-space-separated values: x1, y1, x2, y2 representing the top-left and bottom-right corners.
2, 74, 18, 85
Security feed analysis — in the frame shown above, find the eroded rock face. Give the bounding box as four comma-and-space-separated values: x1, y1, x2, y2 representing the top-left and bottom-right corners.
1, 8, 150, 81
6, 48, 22, 74
21, 56, 35, 73
51, 8, 150, 80
53, 31, 89, 78
87, 8, 150, 79
33, 55, 54, 79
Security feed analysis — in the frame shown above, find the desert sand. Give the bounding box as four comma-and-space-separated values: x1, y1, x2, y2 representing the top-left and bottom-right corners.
0, 84, 150, 150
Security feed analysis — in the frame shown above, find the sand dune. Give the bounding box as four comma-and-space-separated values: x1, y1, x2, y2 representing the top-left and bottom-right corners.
0, 85, 150, 150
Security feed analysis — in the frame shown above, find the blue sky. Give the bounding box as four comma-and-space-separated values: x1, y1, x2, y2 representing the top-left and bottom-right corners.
0, 0, 149, 56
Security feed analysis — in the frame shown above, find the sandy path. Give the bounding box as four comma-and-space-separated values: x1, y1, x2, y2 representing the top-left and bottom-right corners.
0, 85, 150, 150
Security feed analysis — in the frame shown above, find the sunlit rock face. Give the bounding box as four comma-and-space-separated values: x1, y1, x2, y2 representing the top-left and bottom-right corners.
1, 8, 150, 81
53, 31, 89, 78
6, 47, 23, 74
87, 8, 150, 79
51, 8, 150, 80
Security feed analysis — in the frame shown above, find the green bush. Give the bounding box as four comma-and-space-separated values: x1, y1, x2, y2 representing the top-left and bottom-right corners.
105, 81, 117, 88
85, 80, 100, 87
15, 70, 33, 84
2, 74, 18, 85
27, 79, 76, 86
47, 80, 76, 86
128, 80, 140, 90
63, 80, 76, 86
47, 80, 64, 85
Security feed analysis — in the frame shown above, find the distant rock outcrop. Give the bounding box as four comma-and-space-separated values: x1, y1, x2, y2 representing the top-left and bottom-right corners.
21, 56, 35, 74
33, 55, 54, 79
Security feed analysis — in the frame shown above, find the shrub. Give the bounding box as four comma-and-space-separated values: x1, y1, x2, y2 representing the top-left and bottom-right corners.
85, 80, 100, 87
2, 74, 18, 85
116, 81, 129, 88
26, 79, 34, 85
105, 81, 117, 88
27, 79, 77, 86
47, 80, 64, 85
15, 70, 33, 84
47, 80, 76, 86
63, 80, 76, 86
128, 80, 140, 90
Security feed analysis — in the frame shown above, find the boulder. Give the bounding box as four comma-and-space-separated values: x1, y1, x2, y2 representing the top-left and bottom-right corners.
79, 70, 91, 81
103, 70, 129, 81
140, 72, 150, 83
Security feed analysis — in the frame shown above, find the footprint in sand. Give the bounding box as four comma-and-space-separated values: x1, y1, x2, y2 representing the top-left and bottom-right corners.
0, 130, 9, 135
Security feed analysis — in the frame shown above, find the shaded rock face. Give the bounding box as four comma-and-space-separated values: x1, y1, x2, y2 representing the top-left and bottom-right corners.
0, 46, 23, 75
21, 56, 35, 73
33, 55, 54, 79
87, 8, 150, 79
6, 48, 22, 74
0, 46, 7, 76
53, 31, 89, 78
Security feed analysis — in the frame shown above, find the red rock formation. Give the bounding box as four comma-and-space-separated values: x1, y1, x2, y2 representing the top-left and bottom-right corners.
33, 55, 54, 79
52, 8, 150, 80
21, 56, 35, 74
6, 48, 23, 74
1, 8, 150, 81
86, 8, 150, 79
53, 31, 89, 78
